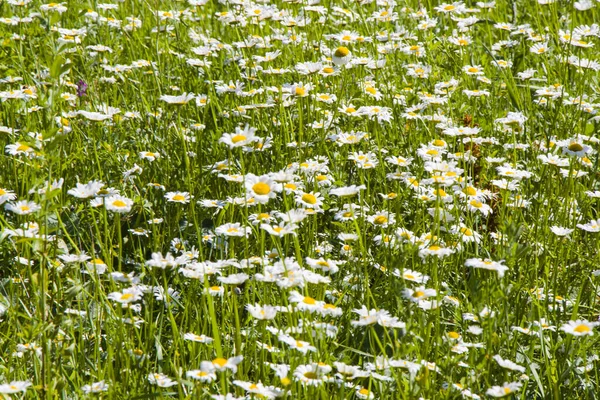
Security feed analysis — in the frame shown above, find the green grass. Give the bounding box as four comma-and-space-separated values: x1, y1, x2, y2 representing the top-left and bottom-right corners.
1, 0, 600, 398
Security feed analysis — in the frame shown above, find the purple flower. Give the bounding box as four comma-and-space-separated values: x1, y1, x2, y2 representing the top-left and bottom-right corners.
77, 80, 88, 97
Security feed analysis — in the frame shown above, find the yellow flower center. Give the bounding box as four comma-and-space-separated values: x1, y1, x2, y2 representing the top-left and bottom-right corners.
112, 200, 127, 208
302, 193, 317, 204
373, 215, 388, 225
303, 372, 318, 379
568, 143, 584, 152
470, 200, 483, 208
334, 46, 350, 57
213, 357, 228, 367
303, 296, 316, 305
172, 194, 186, 202
460, 227, 473, 236
295, 87, 306, 96
252, 182, 271, 195
231, 134, 246, 143
464, 187, 477, 196
574, 324, 591, 333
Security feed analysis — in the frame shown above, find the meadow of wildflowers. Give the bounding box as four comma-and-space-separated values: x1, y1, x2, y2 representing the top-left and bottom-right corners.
2, 0, 600, 398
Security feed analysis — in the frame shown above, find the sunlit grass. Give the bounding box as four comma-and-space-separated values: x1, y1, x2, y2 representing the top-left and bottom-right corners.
0, 0, 600, 398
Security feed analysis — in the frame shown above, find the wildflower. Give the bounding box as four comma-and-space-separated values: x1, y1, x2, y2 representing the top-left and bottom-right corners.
560, 320, 596, 336
184, 333, 214, 343
402, 286, 437, 302
465, 258, 509, 277
0, 188, 16, 205
278, 334, 317, 354
486, 382, 522, 397
558, 139, 592, 157
332, 46, 352, 65
356, 387, 375, 399
462, 65, 484, 75
368, 211, 396, 228
215, 223, 252, 237
203, 356, 244, 373
393, 268, 430, 284
418, 244, 455, 259
148, 373, 178, 388
493, 355, 526, 373
293, 364, 330, 386
329, 185, 366, 197
107, 287, 144, 304
5, 200, 41, 215
160, 93, 195, 104
82, 381, 109, 394
260, 223, 298, 237
577, 219, 600, 232
295, 191, 323, 209
289, 291, 324, 312
232, 380, 282, 398
76, 80, 88, 97
467, 199, 492, 216
0, 381, 31, 394
139, 151, 160, 161
105, 195, 134, 213
550, 226, 574, 236
220, 125, 259, 148
187, 369, 217, 382
245, 174, 282, 204
218, 273, 250, 285
165, 191, 190, 204
246, 304, 278, 320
